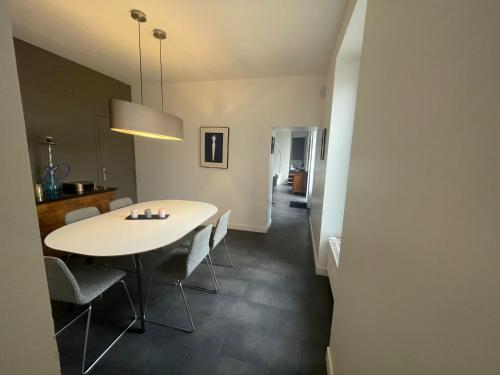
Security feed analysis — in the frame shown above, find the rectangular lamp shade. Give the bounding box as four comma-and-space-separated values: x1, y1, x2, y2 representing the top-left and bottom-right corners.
109, 99, 183, 140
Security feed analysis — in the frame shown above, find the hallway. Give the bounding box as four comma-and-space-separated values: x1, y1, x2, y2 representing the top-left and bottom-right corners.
56, 205, 333, 375
273, 184, 307, 208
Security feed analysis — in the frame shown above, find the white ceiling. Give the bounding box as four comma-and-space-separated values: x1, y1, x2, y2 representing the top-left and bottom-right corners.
8, 0, 346, 84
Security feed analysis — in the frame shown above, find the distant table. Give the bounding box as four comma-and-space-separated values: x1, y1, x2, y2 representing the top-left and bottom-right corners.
45, 200, 218, 332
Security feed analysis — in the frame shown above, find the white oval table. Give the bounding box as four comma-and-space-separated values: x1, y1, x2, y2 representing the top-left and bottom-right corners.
45, 200, 218, 332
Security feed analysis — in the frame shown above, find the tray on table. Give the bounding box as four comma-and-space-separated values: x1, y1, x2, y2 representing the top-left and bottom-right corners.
125, 214, 169, 220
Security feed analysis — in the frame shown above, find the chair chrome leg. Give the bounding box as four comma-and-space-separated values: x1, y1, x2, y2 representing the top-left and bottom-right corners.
223, 238, 233, 267
183, 256, 218, 293
224, 237, 233, 267
121, 280, 138, 320
179, 282, 195, 332
211, 237, 234, 267
55, 306, 91, 336
55, 280, 138, 374
81, 305, 92, 374
145, 280, 195, 333
145, 276, 176, 315
82, 281, 138, 374
144, 275, 154, 316
206, 253, 219, 290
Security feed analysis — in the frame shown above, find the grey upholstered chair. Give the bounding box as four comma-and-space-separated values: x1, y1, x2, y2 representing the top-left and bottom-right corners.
64, 207, 100, 264
211, 210, 233, 267
44, 256, 136, 374
145, 225, 215, 332
109, 197, 134, 211
181, 210, 233, 290
65, 207, 100, 225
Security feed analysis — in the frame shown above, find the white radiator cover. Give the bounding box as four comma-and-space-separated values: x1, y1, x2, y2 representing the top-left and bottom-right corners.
327, 237, 341, 298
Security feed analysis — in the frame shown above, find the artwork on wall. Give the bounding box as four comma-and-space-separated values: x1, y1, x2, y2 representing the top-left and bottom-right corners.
200, 127, 229, 168
320, 128, 327, 160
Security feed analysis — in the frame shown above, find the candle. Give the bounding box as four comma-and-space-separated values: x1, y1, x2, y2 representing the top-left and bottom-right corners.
144, 208, 152, 218
34, 184, 43, 199
158, 208, 166, 218
130, 208, 138, 219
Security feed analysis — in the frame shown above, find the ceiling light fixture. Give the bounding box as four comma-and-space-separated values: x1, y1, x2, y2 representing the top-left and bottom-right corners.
109, 9, 183, 141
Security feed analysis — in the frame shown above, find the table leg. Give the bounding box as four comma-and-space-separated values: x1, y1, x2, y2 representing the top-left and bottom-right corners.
133, 254, 146, 333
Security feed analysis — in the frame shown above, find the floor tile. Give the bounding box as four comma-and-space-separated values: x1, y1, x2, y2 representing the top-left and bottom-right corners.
164, 309, 230, 353
244, 283, 305, 313
217, 276, 249, 297
176, 349, 268, 375
277, 309, 331, 345
220, 325, 302, 373
236, 266, 286, 287
300, 342, 328, 375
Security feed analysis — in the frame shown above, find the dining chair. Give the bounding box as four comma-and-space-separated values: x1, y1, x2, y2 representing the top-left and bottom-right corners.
144, 225, 215, 333
44, 256, 137, 374
65, 207, 100, 225
109, 197, 133, 211
210, 210, 233, 267
64, 207, 100, 264
181, 210, 233, 291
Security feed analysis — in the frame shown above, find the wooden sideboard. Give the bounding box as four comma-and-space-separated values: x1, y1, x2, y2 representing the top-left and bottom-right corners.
290, 171, 308, 194
36, 187, 116, 255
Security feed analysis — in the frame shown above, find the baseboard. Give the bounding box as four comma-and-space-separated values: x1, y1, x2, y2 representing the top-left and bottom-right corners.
308, 216, 328, 276
228, 222, 269, 233
202, 220, 269, 233
266, 218, 272, 231
326, 346, 334, 375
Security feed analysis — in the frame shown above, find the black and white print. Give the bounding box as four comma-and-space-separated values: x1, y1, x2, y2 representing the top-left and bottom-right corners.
200, 127, 229, 168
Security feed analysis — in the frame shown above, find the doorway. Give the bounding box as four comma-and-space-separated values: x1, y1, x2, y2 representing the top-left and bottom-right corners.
271, 127, 317, 212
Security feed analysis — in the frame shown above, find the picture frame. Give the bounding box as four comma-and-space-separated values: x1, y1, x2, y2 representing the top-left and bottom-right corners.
320, 128, 327, 160
200, 127, 229, 169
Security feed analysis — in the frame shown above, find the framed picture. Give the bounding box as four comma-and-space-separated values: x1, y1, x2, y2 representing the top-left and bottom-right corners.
320, 128, 327, 160
200, 127, 229, 169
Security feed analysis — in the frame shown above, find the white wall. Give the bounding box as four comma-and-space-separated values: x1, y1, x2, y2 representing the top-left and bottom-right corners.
273, 129, 291, 184
320, 56, 361, 277
333, 0, 500, 374
0, 1, 60, 374
133, 75, 324, 232
309, 0, 359, 273
319, 0, 366, 279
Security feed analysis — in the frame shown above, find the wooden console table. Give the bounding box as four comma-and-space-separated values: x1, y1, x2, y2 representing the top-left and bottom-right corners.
36, 187, 116, 255
290, 171, 308, 194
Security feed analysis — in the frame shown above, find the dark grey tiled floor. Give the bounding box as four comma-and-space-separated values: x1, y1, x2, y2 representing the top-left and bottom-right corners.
55, 192, 333, 374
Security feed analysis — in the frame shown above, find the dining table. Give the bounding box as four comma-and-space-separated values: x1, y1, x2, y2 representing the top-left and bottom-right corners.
45, 199, 218, 333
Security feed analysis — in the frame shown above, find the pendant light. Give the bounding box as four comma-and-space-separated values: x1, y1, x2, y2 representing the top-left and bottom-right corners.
109, 9, 183, 141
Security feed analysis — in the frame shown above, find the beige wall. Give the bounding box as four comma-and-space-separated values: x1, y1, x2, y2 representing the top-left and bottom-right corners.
133, 75, 324, 232
332, 0, 500, 374
0, 1, 60, 374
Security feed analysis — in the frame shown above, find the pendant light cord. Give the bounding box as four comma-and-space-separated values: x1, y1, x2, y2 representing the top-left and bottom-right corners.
138, 21, 144, 105
159, 39, 164, 112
